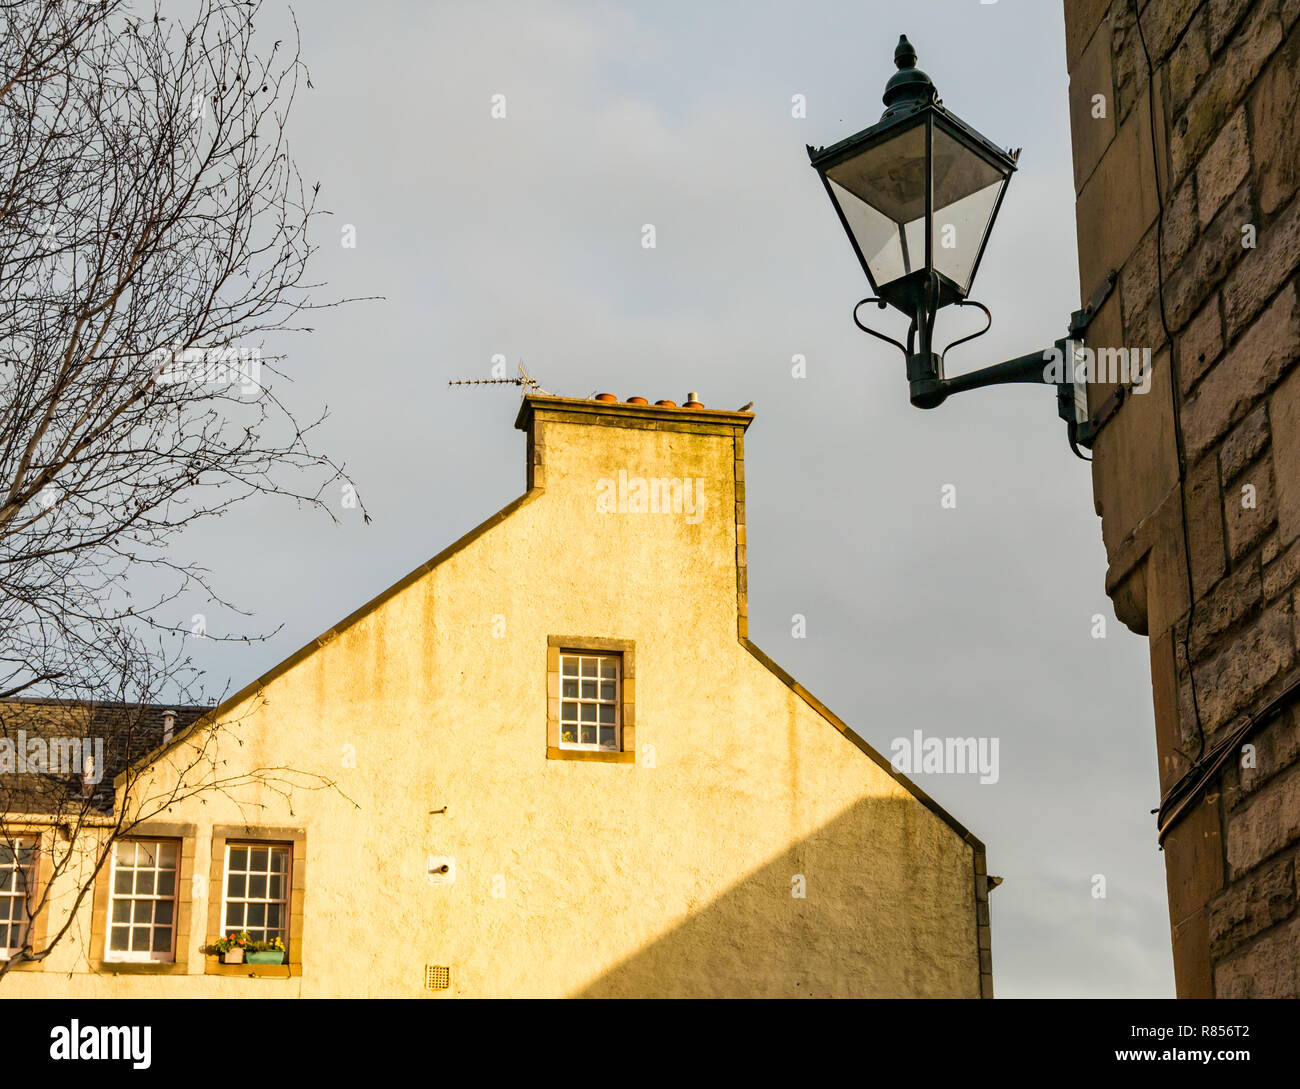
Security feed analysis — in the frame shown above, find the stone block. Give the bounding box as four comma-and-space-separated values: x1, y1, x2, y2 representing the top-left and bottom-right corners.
1189, 558, 1261, 659
1177, 295, 1224, 395
1139, 0, 1202, 61
1218, 401, 1269, 480
1183, 283, 1300, 461
1095, 349, 1179, 557
1196, 108, 1250, 227
1186, 452, 1228, 601
1222, 188, 1300, 338
1214, 910, 1300, 996
1272, 364, 1300, 546
1067, 0, 1114, 67
1070, 19, 1117, 192
1264, 537, 1300, 599
1186, 596, 1294, 735
1165, 794, 1225, 924
1120, 225, 1164, 352
1224, 455, 1275, 560
1208, 852, 1296, 959
1165, 183, 1252, 332
1248, 25, 1300, 215
1169, 9, 1210, 115
1227, 745, 1300, 876
1075, 98, 1162, 299
1229, 704, 1300, 807
1210, 0, 1257, 55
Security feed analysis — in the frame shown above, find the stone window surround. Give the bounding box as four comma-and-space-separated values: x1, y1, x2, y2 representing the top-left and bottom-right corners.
546, 636, 635, 764
205, 825, 305, 979
0, 828, 53, 972
89, 822, 197, 977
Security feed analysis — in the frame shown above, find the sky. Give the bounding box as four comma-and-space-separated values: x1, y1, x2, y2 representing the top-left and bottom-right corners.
172, 0, 1174, 997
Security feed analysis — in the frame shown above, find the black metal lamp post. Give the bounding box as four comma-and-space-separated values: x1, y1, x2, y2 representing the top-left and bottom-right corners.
808, 35, 1114, 453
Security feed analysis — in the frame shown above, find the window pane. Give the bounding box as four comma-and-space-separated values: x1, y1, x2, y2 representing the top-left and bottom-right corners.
581, 726, 596, 745
227, 874, 246, 899
113, 869, 132, 895
249, 874, 267, 899
228, 847, 247, 871
599, 726, 614, 746
601, 661, 616, 680
562, 658, 578, 676
581, 704, 596, 722
580, 679, 596, 698
600, 681, 615, 701
132, 926, 149, 950
154, 900, 173, 926
562, 680, 578, 698
133, 900, 152, 924
136, 870, 154, 896
599, 705, 615, 724
225, 904, 244, 930
561, 702, 577, 721
157, 843, 178, 869
267, 904, 284, 929
248, 902, 266, 928
269, 875, 283, 901
111, 899, 130, 923
561, 727, 576, 743
152, 927, 172, 953
157, 870, 175, 897
271, 849, 288, 874
250, 848, 268, 872
109, 926, 129, 952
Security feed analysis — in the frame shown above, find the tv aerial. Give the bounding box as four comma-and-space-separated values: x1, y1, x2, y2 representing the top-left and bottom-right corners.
448, 362, 550, 396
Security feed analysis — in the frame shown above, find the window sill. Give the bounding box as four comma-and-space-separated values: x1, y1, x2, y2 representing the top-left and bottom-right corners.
95, 961, 189, 975
204, 957, 297, 978
547, 747, 634, 764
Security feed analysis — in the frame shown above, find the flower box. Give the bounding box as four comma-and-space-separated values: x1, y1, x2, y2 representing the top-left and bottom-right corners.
222, 948, 245, 964
246, 950, 285, 965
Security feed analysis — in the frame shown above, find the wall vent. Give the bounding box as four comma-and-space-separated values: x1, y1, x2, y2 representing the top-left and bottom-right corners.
425, 965, 450, 991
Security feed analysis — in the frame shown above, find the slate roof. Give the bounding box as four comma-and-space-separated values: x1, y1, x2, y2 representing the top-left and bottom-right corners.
0, 698, 208, 815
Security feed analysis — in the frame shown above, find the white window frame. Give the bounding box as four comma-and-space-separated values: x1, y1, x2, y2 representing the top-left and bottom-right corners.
220, 842, 291, 950
0, 837, 36, 961
104, 839, 179, 964
558, 652, 622, 752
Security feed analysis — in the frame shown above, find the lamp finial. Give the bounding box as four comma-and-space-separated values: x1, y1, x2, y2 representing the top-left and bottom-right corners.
894, 35, 917, 70
881, 33, 934, 118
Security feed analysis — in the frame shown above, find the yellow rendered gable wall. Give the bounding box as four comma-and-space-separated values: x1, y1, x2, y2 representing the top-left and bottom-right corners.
3, 398, 984, 998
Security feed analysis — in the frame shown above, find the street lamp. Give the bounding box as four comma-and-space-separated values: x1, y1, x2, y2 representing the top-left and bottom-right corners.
808, 35, 1113, 453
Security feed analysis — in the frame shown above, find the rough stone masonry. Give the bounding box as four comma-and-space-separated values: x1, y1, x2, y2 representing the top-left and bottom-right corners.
1065, 0, 1300, 997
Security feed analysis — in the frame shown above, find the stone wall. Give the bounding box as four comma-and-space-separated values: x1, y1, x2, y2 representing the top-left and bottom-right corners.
1065, 0, 1300, 996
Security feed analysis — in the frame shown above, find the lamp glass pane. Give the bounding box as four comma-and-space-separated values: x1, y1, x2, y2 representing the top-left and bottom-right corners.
930, 125, 1008, 292
825, 122, 928, 288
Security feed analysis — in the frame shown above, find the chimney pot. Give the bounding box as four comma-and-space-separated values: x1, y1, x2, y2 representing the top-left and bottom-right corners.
595, 392, 618, 402
654, 399, 677, 407
162, 708, 177, 742
626, 396, 648, 405
683, 392, 704, 408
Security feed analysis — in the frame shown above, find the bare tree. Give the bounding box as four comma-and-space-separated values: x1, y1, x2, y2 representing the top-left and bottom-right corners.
0, 0, 366, 976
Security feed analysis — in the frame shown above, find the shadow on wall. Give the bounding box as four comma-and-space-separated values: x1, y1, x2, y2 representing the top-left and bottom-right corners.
572, 794, 981, 998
